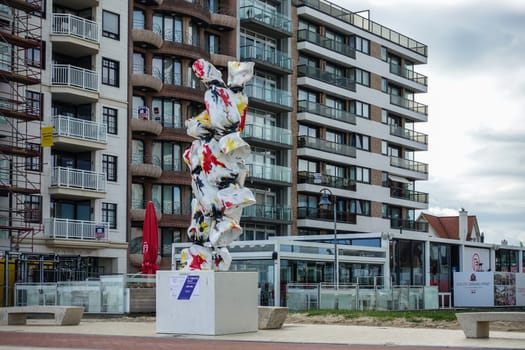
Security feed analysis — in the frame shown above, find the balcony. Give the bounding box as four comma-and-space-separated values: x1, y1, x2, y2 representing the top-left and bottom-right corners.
297, 100, 356, 125
131, 154, 162, 178
297, 65, 356, 92
53, 0, 99, 10
390, 95, 428, 116
132, 28, 163, 49
246, 163, 291, 184
390, 63, 427, 86
298, 171, 356, 191
240, 45, 292, 73
297, 207, 356, 224
130, 117, 162, 136
240, 4, 291, 37
244, 84, 292, 111
242, 123, 292, 147
51, 14, 99, 57
52, 115, 107, 151
242, 205, 291, 222
389, 125, 427, 146
390, 156, 428, 175
298, 135, 356, 158
390, 218, 428, 233
389, 187, 428, 204
44, 218, 110, 249
210, 7, 236, 30
297, 29, 355, 59
131, 72, 163, 92
51, 64, 99, 103
49, 166, 106, 199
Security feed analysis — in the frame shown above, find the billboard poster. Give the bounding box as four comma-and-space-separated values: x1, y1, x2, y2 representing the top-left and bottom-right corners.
494, 272, 515, 306
463, 247, 491, 272
453, 272, 493, 307
516, 273, 525, 306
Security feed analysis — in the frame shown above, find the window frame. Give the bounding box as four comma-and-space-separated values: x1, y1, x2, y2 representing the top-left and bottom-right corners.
102, 106, 118, 135
102, 10, 120, 40
102, 154, 118, 182
102, 202, 117, 229
102, 57, 120, 87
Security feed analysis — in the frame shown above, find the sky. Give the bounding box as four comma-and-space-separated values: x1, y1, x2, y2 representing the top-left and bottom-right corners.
331, 0, 525, 245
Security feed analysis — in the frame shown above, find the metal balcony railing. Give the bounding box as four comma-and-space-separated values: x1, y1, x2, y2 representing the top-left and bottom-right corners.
390, 156, 428, 174
297, 100, 356, 125
297, 171, 356, 191
44, 218, 109, 240
389, 125, 428, 145
242, 123, 292, 146
297, 29, 356, 58
240, 45, 292, 71
246, 163, 291, 183
390, 187, 428, 204
52, 115, 107, 143
298, 135, 356, 158
390, 218, 428, 232
297, 65, 356, 92
297, 207, 356, 224
245, 84, 292, 107
239, 4, 291, 34
390, 95, 427, 116
50, 166, 106, 192
242, 205, 291, 221
389, 63, 427, 86
52, 64, 99, 91
52, 13, 99, 42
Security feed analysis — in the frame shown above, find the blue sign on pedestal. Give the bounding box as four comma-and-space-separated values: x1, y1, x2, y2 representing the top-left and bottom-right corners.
178, 275, 200, 300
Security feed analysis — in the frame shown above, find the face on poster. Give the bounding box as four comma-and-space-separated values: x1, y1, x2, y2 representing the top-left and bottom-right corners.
463, 247, 490, 272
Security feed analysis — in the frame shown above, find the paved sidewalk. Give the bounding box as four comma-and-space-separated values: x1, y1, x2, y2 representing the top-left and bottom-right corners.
0, 318, 524, 349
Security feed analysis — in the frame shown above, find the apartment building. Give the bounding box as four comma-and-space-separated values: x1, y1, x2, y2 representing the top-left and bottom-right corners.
1, 0, 129, 285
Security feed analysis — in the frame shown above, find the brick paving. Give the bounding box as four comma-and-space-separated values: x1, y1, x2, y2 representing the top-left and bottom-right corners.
0, 331, 479, 350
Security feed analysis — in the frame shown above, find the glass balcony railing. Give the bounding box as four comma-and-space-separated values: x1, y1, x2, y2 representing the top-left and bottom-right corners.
297, 100, 356, 125
242, 123, 292, 146
297, 207, 356, 224
297, 65, 356, 92
390, 156, 428, 174
298, 135, 356, 158
52, 13, 99, 42
51, 166, 106, 192
389, 187, 428, 204
245, 84, 292, 108
389, 63, 427, 86
297, 171, 356, 191
294, 0, 427, 57
131, 153, 161, 166
52, 64, 99, 91
390, 218, 428, 232
242, 205, 291, 221
44, 218, 109, 240
52, 115, 107, 143
389, 125, 427, 145
297, 29, 355, 58
240, 45, 292, 71
390, 95, 428, 116
239, 4, 291, 34
246, 163, 291, 183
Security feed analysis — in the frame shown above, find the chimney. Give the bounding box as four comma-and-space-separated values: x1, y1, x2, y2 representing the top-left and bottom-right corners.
459, 208, 468, 241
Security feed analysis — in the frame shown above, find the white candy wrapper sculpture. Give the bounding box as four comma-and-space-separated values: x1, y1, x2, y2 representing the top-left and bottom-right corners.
180, 59, 255, 271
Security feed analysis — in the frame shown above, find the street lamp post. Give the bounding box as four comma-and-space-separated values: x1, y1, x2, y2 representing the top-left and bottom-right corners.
319, 188, 338, 290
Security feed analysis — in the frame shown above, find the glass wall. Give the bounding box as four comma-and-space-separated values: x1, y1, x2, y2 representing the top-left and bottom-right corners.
230, 259, 275, 306
496, 249, 519, 272
391, 239, 424, 286
429, 243, 451, 292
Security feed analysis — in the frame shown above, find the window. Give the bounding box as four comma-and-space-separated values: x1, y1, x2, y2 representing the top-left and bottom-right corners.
0, 42, 10, 71
350, 133, 370, 151
24, 195, 41, 223
152, 56, 182, 85
351, 35, 370, 54
161, 228, 181, 257
131, 183, 144, 209
25, 143, 41, 171
298, 158, 318, 172
102, 10, 120, 40
153, 13, 183, 43
153, 141, 181, 171
352, 68, 370, 87
133, 10, 145, 29
102, 154, 117, 181
102, 58, 119, 87
350, 199, 370, 215
207, 33, 220, 54
350, 100, 370, 119
152, 184, 181, 214
25, 41, 44, 68
102, 202, 117, 229
350, 166, 370, 183
26, 90, 43, 119
151, 98, 182, 128
103, 107, 118, 135
133, 52, 144, 74
326, 130, 345, 144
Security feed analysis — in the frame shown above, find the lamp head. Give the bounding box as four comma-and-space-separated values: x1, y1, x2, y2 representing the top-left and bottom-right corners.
319, 192, 331, 206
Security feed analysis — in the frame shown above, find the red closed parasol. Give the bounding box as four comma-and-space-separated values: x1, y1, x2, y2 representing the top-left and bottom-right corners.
141, 201, 159, 274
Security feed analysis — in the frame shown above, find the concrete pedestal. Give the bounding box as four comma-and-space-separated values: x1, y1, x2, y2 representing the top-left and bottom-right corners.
156, 270, 258, 335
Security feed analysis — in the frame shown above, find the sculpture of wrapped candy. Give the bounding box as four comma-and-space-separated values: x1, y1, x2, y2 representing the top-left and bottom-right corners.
179, 59, 256, 271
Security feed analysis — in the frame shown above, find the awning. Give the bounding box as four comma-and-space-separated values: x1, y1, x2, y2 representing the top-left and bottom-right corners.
388, 174, 412, 184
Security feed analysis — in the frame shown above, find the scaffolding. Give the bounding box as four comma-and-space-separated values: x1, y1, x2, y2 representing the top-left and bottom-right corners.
0, 0, 43, 252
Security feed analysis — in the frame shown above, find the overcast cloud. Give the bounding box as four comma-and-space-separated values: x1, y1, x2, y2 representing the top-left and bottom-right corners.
331, 0, 525, 244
